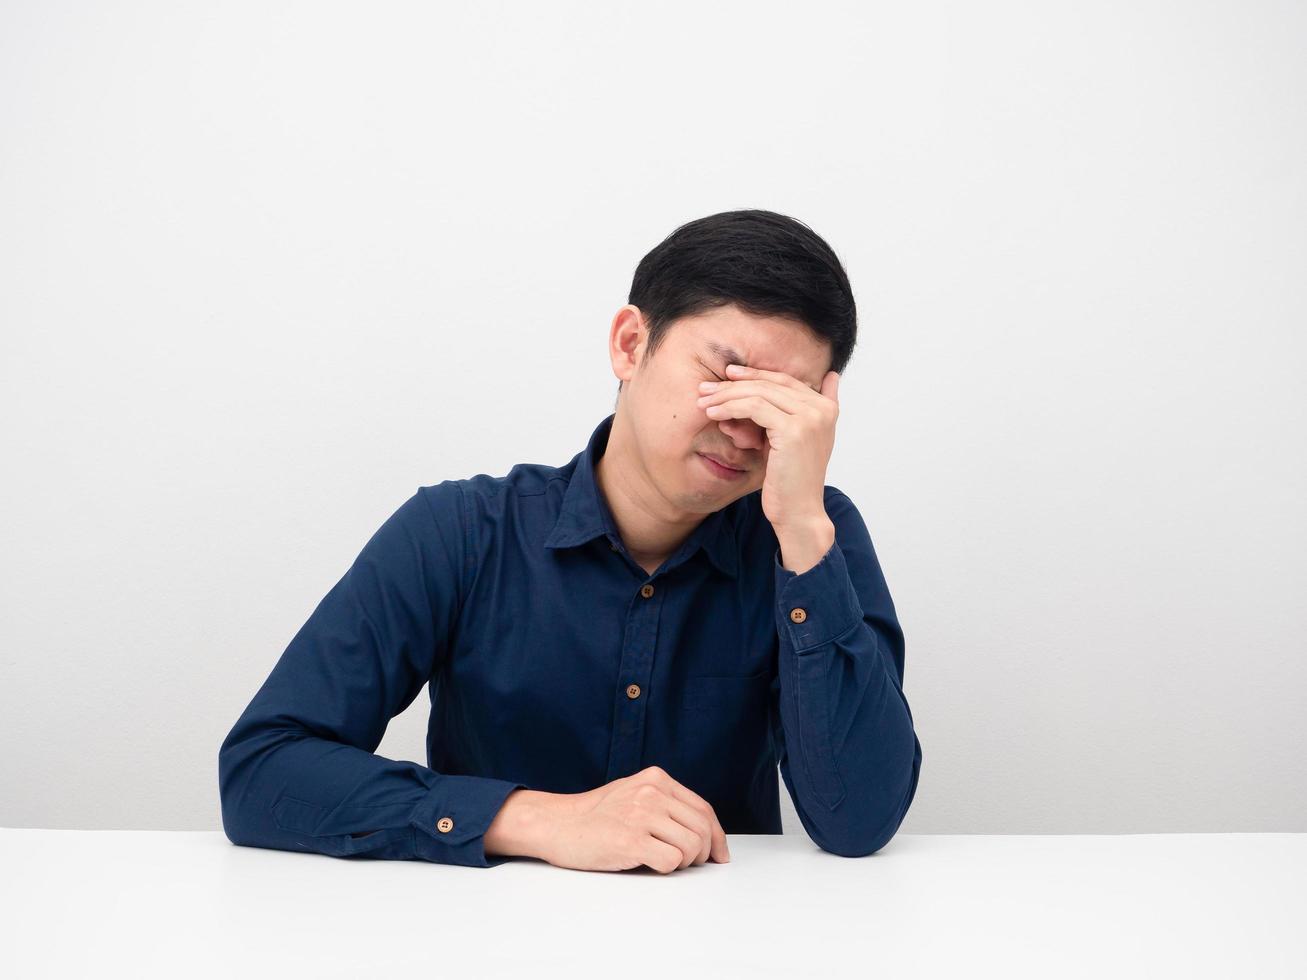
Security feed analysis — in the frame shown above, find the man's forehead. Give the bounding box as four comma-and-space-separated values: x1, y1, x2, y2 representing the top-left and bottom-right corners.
702, 339, 824, 392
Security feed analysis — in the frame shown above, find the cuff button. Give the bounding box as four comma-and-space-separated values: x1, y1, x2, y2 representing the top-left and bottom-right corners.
789, 607, 807, 623
436, 816, 454, 833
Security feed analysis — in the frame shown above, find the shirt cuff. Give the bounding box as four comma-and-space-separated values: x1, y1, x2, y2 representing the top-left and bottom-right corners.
774, 539, 864, 654
409, 774, 529, 868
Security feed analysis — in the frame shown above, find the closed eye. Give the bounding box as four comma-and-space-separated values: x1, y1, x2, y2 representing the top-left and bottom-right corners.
697, 358, 726, 383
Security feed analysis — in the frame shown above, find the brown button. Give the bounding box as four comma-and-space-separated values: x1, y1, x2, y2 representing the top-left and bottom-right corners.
436, 816, 454, 833
640, 584, 655, 598
626, 683, 641, 699
789, 607, 807, 623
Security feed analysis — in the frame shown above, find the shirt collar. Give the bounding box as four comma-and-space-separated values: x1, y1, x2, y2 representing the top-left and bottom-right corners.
543, 412, 740, 580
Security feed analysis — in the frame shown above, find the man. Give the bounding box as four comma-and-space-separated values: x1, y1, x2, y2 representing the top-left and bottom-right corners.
218, 209, 923, 873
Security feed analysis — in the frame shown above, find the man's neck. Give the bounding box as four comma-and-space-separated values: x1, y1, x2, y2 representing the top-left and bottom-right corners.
594, 415, 702, 571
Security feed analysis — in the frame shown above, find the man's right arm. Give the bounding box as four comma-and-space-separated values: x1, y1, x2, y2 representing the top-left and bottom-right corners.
218, 482, 729, 873
217, 482, 528, 868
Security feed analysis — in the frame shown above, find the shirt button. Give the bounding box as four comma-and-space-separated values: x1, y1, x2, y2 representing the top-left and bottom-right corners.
626, 683, 641, 699
789, 607, 808, 623
640, 584, 655, 598
436, 816, 454, 833
610, 540, 619, 551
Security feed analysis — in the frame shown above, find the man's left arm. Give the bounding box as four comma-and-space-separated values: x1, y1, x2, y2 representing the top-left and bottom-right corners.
697, 360, 923, 855
771, 487, 923, 856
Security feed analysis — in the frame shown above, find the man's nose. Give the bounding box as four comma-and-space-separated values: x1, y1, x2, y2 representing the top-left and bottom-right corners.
717, 417, 766, 452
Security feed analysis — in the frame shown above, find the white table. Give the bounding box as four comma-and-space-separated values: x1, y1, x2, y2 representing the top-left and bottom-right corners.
2, 830, 1303, 978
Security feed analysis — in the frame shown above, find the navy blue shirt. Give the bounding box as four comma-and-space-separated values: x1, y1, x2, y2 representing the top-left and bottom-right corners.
219, 412, 922, 867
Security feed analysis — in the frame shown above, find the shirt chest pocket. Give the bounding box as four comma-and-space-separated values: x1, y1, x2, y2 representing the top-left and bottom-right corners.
679, 668, 771, 711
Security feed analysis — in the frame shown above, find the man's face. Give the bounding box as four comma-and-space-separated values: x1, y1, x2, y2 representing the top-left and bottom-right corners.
612, 303, 832, 513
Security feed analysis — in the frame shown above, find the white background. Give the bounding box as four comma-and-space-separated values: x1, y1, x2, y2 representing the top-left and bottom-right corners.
2, 0, 1303, 834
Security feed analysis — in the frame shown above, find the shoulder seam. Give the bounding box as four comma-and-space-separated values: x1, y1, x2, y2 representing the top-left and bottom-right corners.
418, 482, 471, 626
453, 481, 476, 609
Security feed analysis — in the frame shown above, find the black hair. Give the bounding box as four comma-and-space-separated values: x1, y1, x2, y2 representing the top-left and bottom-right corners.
617, 209, 857, 397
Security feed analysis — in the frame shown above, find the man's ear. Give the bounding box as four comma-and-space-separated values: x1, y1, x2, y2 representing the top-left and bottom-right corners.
609, 304, 645, 388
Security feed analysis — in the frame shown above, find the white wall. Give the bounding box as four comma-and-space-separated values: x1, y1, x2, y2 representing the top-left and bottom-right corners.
2, 0, 1303, 834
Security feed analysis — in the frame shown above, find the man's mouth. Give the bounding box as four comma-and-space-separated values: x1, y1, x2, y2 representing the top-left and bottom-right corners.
702, 454, 742, 471
698, 452, 747, 475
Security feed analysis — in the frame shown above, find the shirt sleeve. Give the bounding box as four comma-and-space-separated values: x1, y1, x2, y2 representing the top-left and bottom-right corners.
769, 486, 923, 856
217, 482, 528, 868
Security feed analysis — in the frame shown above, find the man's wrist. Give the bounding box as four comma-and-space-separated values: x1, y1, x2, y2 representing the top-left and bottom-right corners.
776, 515, 837, 575
484, 788, 568, 860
